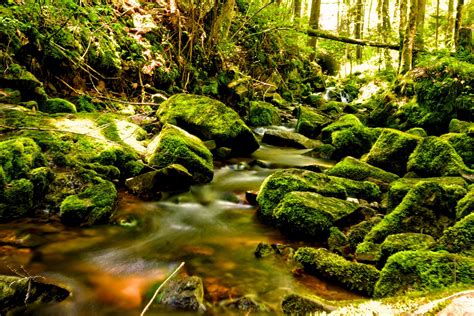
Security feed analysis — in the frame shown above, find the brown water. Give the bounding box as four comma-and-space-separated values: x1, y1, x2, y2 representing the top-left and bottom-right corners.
0, 145, 362, 315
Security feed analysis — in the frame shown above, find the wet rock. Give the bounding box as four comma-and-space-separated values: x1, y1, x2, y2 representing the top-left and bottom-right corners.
125, 164, 193, 198
155, 275, 206, 312
282, 294, 336, 314
59, 179, 117, 226
365, 128, 421, 175
327, 156, 399, 187
248, 101, 281, 127
262, 129, 320, 149
295, 106, 331, 138
294, 247, 380, 296
245, 191, 258, 206
0, 275, 70, 314
407, 136, 471, 176
0, 89, 22, 104
254, 242, 294, 259
374, 251, 474, 297
220, 295, 270, 312
387, 177, 467, 211
379, 233, 436, 265
147, 124, 214, 184
439, 213, 474, 255
214, 147, 232, 160
156, 94, 259, 155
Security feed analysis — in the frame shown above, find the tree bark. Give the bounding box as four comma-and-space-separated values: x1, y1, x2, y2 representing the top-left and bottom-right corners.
294, 0, 302, 19
415, 0, 426, 49
398, 0, 407, 65
308, 0, 321, 56
304, 28, 400, 49
381, 0, 392, 68
399, 0, 417, 73
454, 0, 465, 50
446, 0, 454, 47
435, 0, 440, 49
457, 27, 473, 52
354, 0, 364, 61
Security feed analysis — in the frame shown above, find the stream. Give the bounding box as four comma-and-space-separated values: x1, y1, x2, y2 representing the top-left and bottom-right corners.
0, 143, 363, 315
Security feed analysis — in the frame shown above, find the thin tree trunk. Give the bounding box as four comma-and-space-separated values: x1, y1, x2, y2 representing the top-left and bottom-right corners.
446, 0, 454, 47
416, 0, 426, 49
435, 0, 440, 49
305, 28, 400, 49
308, 0, 321, 59
355, 0, 364, 62
454, 0, 465, 50
398, 0, 407, 68
294, 0, 302, 19
382, 0, 392, 68
400, 0, 417, 73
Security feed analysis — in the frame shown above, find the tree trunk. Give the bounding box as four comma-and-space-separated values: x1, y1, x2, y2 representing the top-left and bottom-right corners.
415, 0, 426, 49
308, 0, 321, 56
398, 0, 407, 67
435, 0, 440, 49
209, 0, 236, 46
354, 0, 364, 61
457, 27, 473, 52
399, 0, 417, 73
382, 0, 392, 68
446, 0, 454, 47
294, 0, 302, 19
454, 0, 465, 50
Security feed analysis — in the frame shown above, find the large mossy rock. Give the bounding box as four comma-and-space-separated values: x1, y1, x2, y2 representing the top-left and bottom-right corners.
295, 106, 330, 138
364, 182, 461, 244
248, 101, 281, 126
438, 213, 474, 255
327, 156, 399, 185
154, 275, 206, 312
449, 119, 474, 133
456, 189, 474, 220
407, 136, 471, 176
273, 191, 359, 240
294, 247, 380, 296
365, 129, 421, 175
147, 124, 213, 184
347, 216, 383, 251
374, 251, 474, 297
441, 132, 474, 168
321, 114, 364, 142
387, 177, 467, 211
44, 98, 77, 114
262, 129, 320, 149
380, 233, 436, 264
0, 275, 70, 314
156, 94, 259, 155
257, 169, 380, 222
59, 180, 118, 225
0, 64, 48, 106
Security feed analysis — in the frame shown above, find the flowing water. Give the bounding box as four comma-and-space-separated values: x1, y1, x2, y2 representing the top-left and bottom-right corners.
0, 144, 362, 315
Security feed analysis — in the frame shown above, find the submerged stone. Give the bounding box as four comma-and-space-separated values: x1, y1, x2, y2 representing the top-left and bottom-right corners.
374, 251, 474, 297
294, 247, 380, 296
273, 192, 359, 240
365, 128, 421, 175
147, 124, 213, 184
154, 275, 206, 312
221, 295, 270, 312
156, 94, 259, 155
248, 101, 281, 126
262, 129, 320, 149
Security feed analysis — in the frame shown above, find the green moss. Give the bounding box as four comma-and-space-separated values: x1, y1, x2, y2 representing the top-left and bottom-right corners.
147, 124, 213, 184
281, 294, 335, 314
294, 247, 380, 296
321, 114, 364, 143
347, 216, 382, 251
59, 180, 117, 226
328, 227, 348, 255
406, 127, 427, 137
0, 178, 34, 220
331, 127, 374, 159
295, 106, 330, 138
449, 119, 474, 133
29, 167, 54, 199
248, 101, 280, 126
354, 241, 382, 263
380, 233, 436, 264
438, 213, 474, 255
273, 191, 359, 240
327, 156, 399, 184
365, 129, 421, 175
96, 115, 120, 142
84, 163, 120, 181
440, 133, 474, 167
0, 63, 47, 105
44, 98, 77, 114
374, 251, 474, 297
74, 95, 97, 112
407, 136, 471, 176
365, 182, 459, 244
456, 189, 474, 219
0, 137, 44, 182
156, 94, 259, 155
94, 147, 144, 178
256, 169, 347, 222
330, 176, 381, 202
387, 177, 468, 211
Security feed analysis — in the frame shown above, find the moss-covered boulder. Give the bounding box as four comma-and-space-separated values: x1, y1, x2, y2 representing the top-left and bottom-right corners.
406, 127, 427, 137
326, 156, 399, 186
449, 119, 474, 133
147, 124, 213, 184
365, 129, 421, 175
94, 146, 144, 179
330, 176, 381, 202
0, 63, 48, 106
347, 216, 383, 251
44, 98, 77, 114
0, 137, 44, 182
364, 182, 460, 244
321, 114, 364, 142
374, 251, 474, 297
294, 247, 380, 296
281, 294, 335, 315
380, 233, 436, 264
354, 241, 382, 263
295, 106, 330, 138
438, 213, 474, 255
248, 101, 280, 126
59, 180, 117, 225
125, 164, 193, 198
328, 226, 349, 255
407, 136, 471, 176
156, 94, 259, 154
0, 178, 34, 220
29, 167, 54, 199
387, 177, 468, 211
441, 133, 474, 167
154, 275, 206, 312
273, 191, 359, 240
262, 129, 320, 149
456, 189, 474, 220
0, 275, 70, 313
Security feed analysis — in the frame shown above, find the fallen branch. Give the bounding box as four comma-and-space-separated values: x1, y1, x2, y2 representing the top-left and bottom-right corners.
140, 262, 185, 316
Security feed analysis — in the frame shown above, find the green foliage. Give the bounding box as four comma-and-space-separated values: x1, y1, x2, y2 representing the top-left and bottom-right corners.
295, 247, 380, 296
